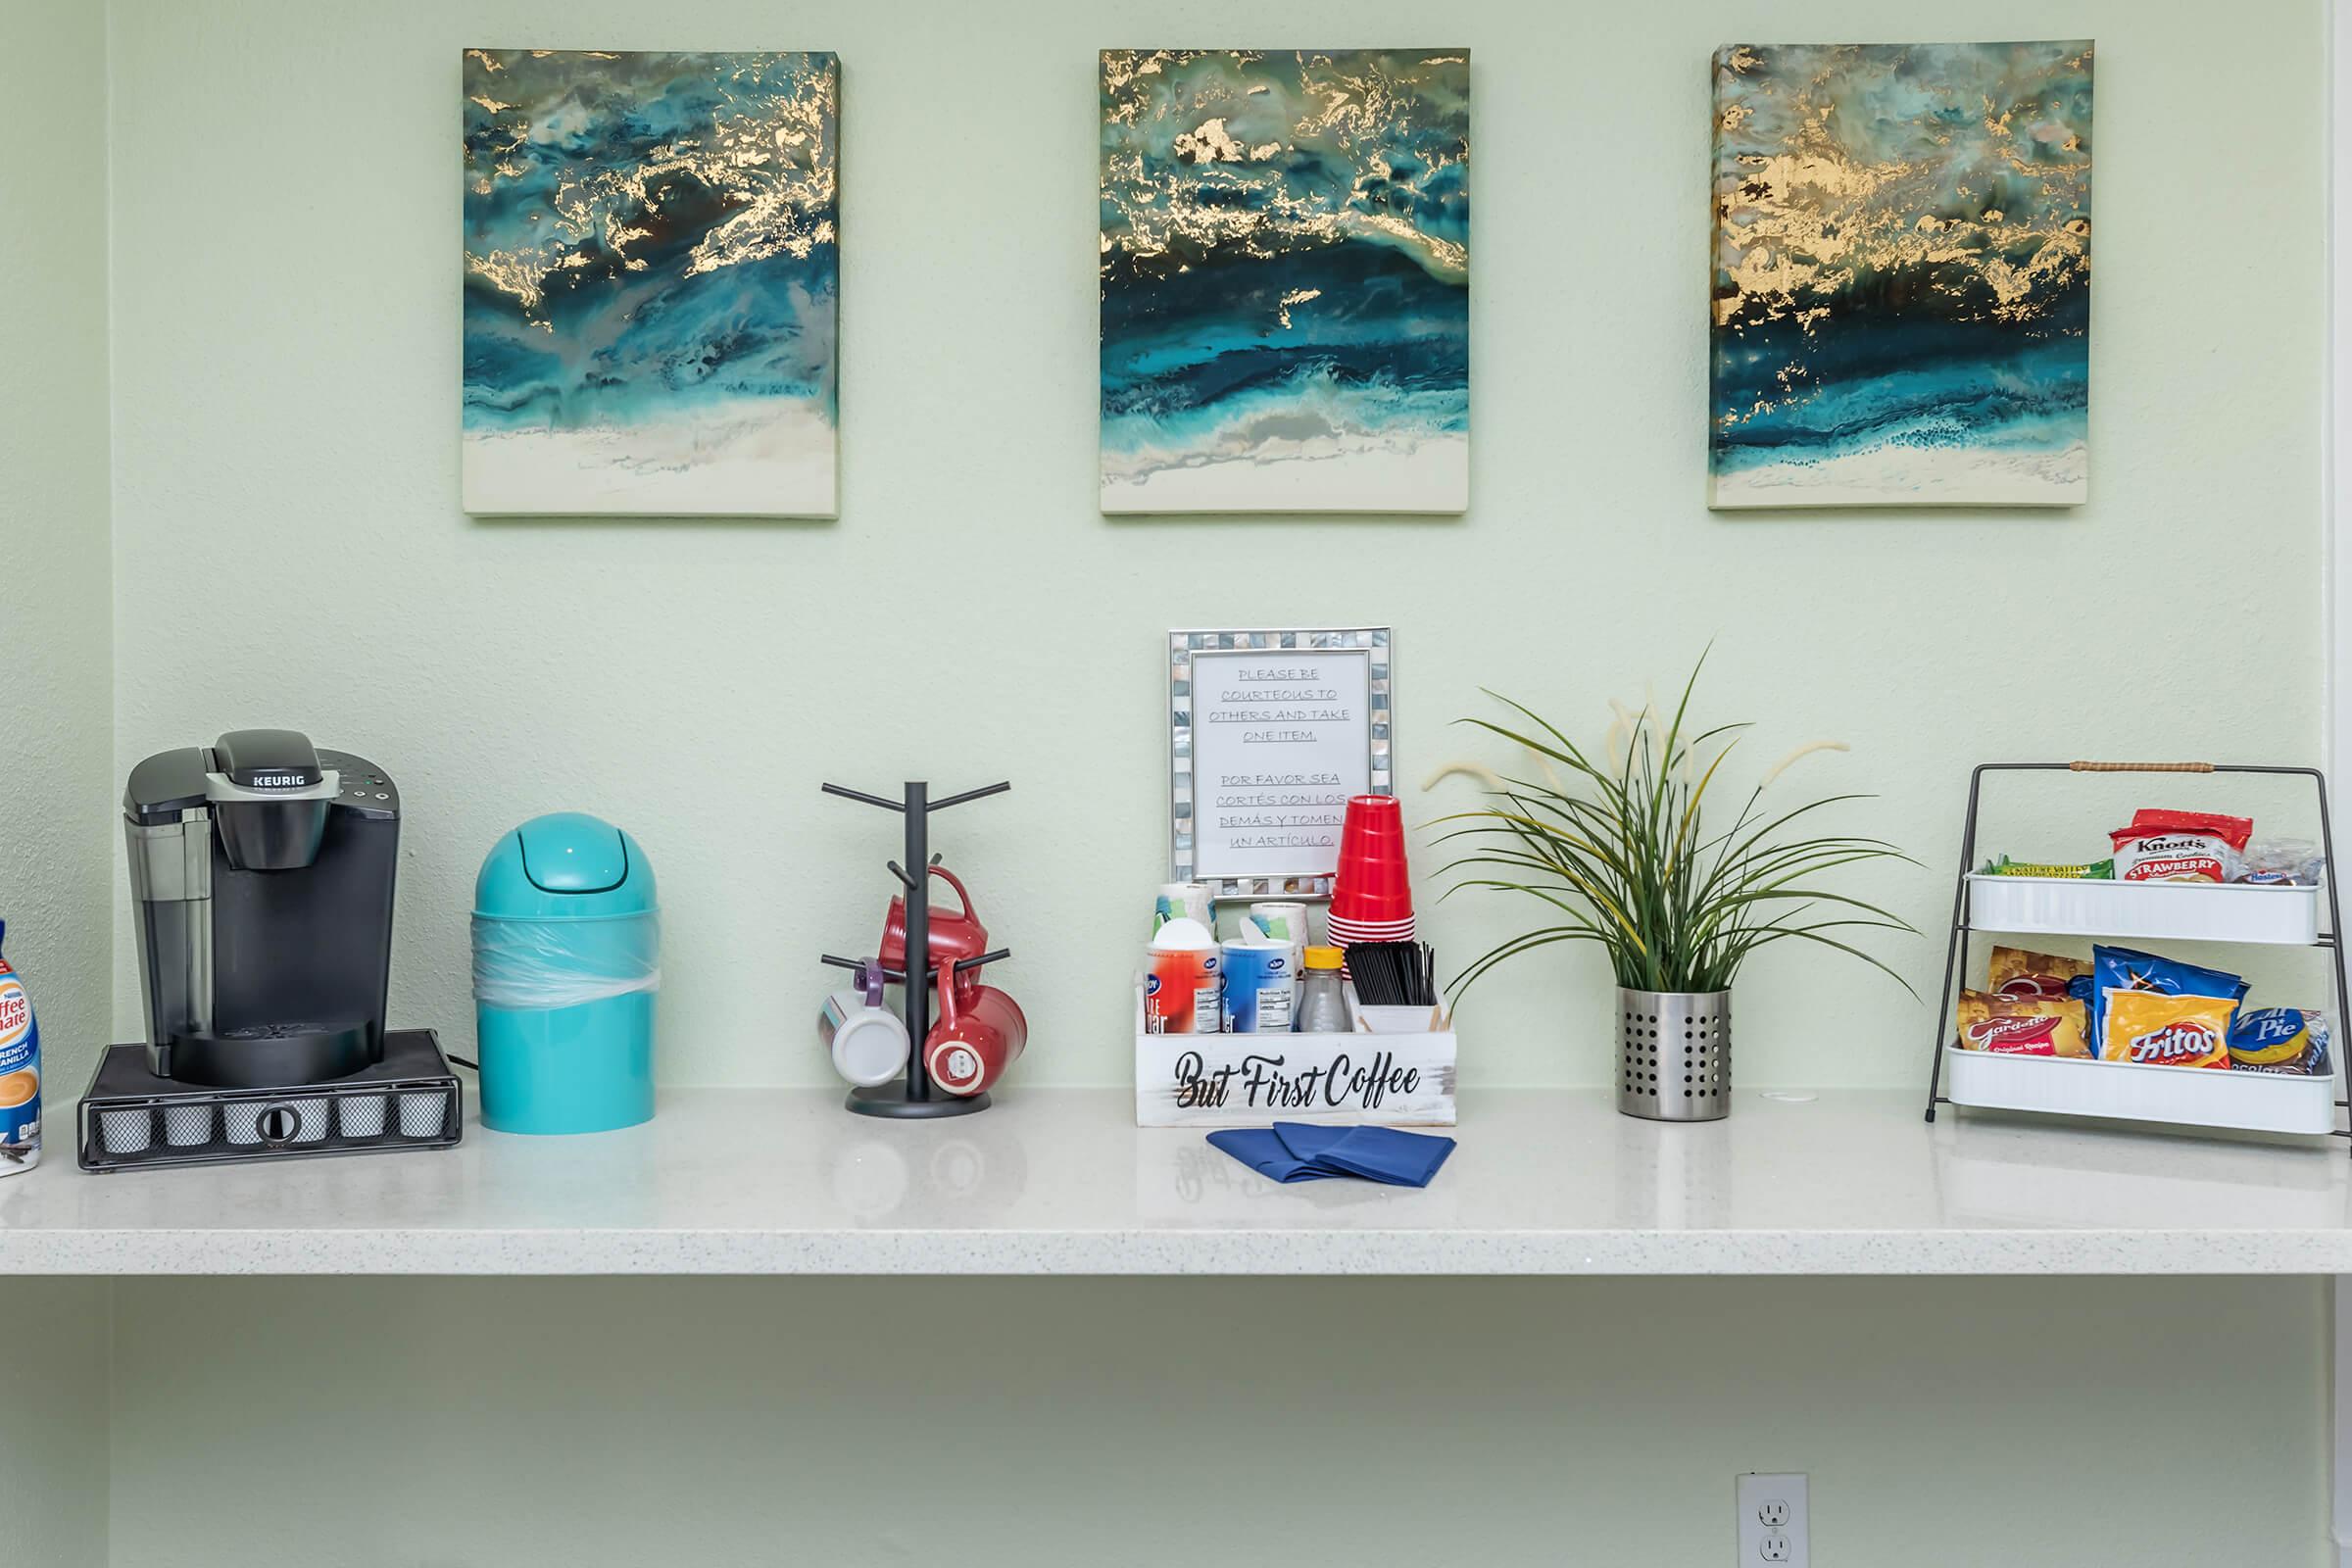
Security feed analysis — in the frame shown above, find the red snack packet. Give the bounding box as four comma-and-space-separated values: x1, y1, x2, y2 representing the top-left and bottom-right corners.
2127, 809, 2253, 850
2110, 809, 2254, 884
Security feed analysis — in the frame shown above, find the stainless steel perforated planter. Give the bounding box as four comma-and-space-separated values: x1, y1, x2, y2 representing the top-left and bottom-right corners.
1616, 988, 1731, 1121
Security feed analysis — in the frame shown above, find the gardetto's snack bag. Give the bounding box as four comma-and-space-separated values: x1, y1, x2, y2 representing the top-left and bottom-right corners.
1955, 991, 2090, 1057
0, 921, 40, 1175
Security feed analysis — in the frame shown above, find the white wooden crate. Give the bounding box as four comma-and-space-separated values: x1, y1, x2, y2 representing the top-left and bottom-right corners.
1133, 982, 1457, 1127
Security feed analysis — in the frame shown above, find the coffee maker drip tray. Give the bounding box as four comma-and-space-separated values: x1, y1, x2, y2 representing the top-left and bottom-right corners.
167, 1021, 373, 1089
78, 1029, 463, 1173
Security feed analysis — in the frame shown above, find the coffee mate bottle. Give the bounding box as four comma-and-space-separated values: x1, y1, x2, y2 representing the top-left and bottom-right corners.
0, 921, 40, 1175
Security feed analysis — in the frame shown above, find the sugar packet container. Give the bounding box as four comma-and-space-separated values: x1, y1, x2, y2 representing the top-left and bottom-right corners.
0, 921, 39, 1174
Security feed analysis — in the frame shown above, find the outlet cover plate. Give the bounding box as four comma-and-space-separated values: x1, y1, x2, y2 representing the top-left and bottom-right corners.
1737, 1472, 1809, 1566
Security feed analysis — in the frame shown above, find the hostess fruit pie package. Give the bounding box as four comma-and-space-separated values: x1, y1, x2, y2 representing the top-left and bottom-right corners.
2228, 1008, 2334, 1076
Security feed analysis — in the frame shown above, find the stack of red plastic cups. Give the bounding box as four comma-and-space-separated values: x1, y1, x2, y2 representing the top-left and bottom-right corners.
1326, 795, 1415, 953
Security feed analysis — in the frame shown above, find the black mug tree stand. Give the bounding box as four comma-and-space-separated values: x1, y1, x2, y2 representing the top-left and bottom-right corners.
819, 779, 1011, 1119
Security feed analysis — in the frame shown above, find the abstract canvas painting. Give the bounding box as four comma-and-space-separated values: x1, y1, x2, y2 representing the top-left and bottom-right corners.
1710, 41, 2092, 508
463, 50, 839, 516
1100, 50, 1470, 514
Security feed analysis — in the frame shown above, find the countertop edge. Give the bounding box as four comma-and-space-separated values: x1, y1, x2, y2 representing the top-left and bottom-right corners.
9, 1228, 2351, 1277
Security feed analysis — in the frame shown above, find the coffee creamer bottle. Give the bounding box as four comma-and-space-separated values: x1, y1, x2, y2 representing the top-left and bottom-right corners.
0, 921, 40, 1175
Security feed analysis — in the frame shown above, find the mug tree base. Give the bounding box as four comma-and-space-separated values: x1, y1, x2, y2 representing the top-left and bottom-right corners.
845, 1082, 992, 1119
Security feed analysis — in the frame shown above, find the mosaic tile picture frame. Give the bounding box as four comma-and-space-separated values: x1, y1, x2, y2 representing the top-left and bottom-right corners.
1168, 627, 1394, 903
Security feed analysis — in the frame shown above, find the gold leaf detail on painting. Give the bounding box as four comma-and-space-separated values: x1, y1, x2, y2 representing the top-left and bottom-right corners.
1712, 44, 2091, 331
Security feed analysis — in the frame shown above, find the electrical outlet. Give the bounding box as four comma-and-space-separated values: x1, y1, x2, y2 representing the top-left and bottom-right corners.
1737, 1473, 1809, 1566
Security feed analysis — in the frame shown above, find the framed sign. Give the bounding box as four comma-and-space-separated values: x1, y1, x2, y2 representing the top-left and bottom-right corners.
1168, 627, 1393, 901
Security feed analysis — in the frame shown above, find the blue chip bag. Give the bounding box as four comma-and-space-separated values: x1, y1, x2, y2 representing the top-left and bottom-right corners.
2228, 1008, 2334, 1075
0, 920, 40, 1175
2089, 945, 2249, 1054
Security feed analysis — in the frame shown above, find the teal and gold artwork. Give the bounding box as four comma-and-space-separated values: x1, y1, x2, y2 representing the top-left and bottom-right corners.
1100, 50, 1471, 514
463, 50, 839, 517
1710, 41, 2092, 508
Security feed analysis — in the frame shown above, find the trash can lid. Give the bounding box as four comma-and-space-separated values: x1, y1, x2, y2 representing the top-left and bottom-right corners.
474, 812, 658, 918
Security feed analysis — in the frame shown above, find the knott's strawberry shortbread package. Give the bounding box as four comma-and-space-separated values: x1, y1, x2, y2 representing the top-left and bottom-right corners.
1955, 991, 2089, 1058
2109, 808, 2254, 884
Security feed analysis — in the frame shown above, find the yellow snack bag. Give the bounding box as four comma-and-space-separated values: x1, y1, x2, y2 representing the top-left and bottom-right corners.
1955, 990, 2089, 1057
2098, 991, 2236, 1069
1988, 946, 2089, 998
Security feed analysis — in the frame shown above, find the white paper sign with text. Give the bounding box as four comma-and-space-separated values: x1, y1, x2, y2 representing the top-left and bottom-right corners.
1189, 646, 1371, 881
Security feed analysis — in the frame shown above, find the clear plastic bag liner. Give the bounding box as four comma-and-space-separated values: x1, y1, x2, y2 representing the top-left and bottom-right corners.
471, 913, 662, 1010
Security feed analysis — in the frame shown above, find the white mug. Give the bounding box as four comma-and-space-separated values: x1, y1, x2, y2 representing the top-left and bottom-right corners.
819, 962, 910, 1088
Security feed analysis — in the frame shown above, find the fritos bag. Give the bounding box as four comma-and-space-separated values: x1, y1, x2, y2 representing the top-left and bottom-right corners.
2089, 945, 2247, 1054
2099, 991, 2236, 1069
1956, 991, 2089, 1057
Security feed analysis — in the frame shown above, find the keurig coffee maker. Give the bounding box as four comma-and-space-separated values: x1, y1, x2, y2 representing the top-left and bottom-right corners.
77, 729, 462, 1171
127, 728, 398, 1085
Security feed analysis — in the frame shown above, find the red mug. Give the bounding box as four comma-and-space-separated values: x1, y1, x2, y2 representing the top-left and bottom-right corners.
924, 962, 1026, 1097
879, 864, 991, 974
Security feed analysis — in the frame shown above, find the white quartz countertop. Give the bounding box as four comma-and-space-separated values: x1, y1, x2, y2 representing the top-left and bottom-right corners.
4, 1088, 2350, 1275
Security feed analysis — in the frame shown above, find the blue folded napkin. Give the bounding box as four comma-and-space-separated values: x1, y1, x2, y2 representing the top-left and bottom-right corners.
1206, 1122, 1456, 1189
1279, 1122, 1454, 1187
1205, 1127, 1337, 1183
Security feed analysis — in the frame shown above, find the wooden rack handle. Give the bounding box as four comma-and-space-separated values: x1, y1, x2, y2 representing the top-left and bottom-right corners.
2067, 760, 2216, 773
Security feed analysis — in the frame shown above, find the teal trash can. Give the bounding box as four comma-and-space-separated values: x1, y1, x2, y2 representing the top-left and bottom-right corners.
471, 812, 660, 1134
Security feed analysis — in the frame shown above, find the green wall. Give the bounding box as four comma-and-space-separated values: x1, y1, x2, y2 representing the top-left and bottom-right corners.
0, 2, 117, 1559
0, 1, 2330, 1562
98, 0, 2328, 1089
2, 0, 115, 1122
